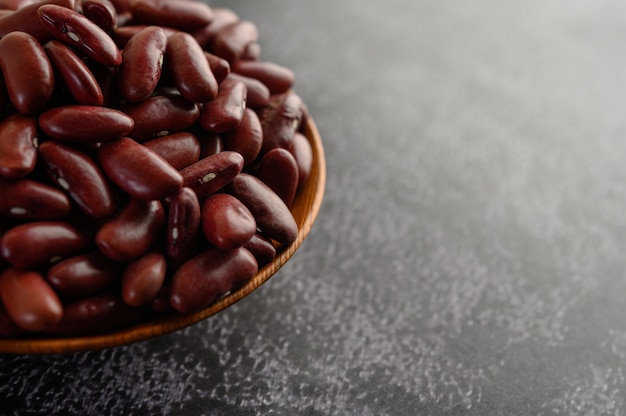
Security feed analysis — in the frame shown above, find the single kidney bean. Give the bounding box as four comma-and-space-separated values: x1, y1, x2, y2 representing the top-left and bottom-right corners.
81, 0, 117, 33
200, 77, 247, 133
0, 31, 54, 115
0, 114, 38, 179
226, 73, 270, 108
228, 173, 298, 245
46, 251, 122, 298
111, 23, 176, 49
130, 0, 213, 31
117, 25, 167, 103
98, 137, 183, 200
166, 187, 201, 268
169, 246, 258, 313
37, 4, 122, 67
143, 131, 200, 170
191, 7, 238, 49
121, 251, 166, 307
39, 140, 117, 218
0, 177, 72, 219
39, 105, 134, 142
202, 193, 256, 250
122, 94, 199, 140
180, 150, 244, 199
95, 198, 164, 262
204, 51, 230, 85
0, 221, 92, 268
241, 41, 261, 61
165, 31, 218, 103
46, 291, 144, 335
257, 148, 299, 207
244, 233, 277, 268
44, 40, 104, 106
260, 91, 304, 155
209, 20, 258, 63
0, 268, 63, 332
290, 131, 313, 186
0, 0, 75, 42
222, 108, 263, 167
232, 60, 295, 95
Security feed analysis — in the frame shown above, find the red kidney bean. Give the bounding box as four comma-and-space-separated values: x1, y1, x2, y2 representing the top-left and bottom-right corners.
46, 291, 143, 335
241, 41, 261, 61
0, 221, 92, 268
226, 73, 270, 108
197, 130, 222, 159
121, 251, 166, 307
98, 137, 183, 200
46, 251, 122, 297
122, 94, 199, 140
111, 23, 176, 49
232, 60, 295, 95
202, 193, 256, 250
117, 25, 167, 103
37, 4, 122, 67
166, 187, 201, 268
0, 0, 75, 42
149, 280, 172, 313
180, 151, 244, 199
96, 198, 165, 261
257, 148, 299, 207
39, 140, 117, 218
0, 114, 38, 179
143, 131, 200, 170
191, 7, 238, 49
290, 131, 313, 186
200, 77, 246, 133
165, 31, 218, 103
222, 108, 263, 167
169, 246, 258, 313
0, 0, 36, 10
244, 233, 276, 268
108, 0, 130, 12
0, 31, 54, 115
44, 40, 104, 106
204, 51, 230, 85
210, 20, 258, 63
260, 91, 304, 155
228, 173, 298, 245
81, 0, 117, 33
130, 0, 213, 31
0, 178, 72, 219
0, 268, 63, 331
39, 105, 134, 142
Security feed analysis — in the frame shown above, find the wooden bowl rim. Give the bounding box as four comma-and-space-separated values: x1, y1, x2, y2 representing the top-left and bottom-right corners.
0, 116, 326, 355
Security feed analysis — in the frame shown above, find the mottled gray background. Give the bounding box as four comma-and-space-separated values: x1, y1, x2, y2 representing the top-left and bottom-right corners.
3, 0, 626, 414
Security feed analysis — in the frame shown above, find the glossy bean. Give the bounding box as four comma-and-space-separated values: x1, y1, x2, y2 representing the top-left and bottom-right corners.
257, 147, 299, 206
130, 0, 213, 30
228, 173, 298, 245
39, 140, 117, 218
197, 131, 223, 159
0, 114, 38, 179
44, 40, 104, 106
81, 0, 117, 33
37, 4, 122, 67
0, 221, 92, 268
244, 233, 277, 268
46, 251, 122, 297
180, 151, 243, 199
201, 193, 256, 250
0, 31, 54, 115
0, 0, 75, 42
39, 105, 134, 142
111, 23, 176, 49
290, 131, 313, 186
222, 108, 263, 167
191, 7, 238, 49
96, 198, 165, 261
260, 91, 304, 155
226, 73, 269, 108
200, 77, 246, 133
121, 251, 166, 307
117, 25, 167, 103
98, 137, 183, 200
209, 20, 258, 63
232, 60, 295, 95
0, 268, 63, 331
143, 131, 200, 170
169, 246, 257, 313
122, 94, 199, 140
165, 31, 218, 103
204, 51, 230, 85
166, 187, 201, 268
0, 177, 72, 219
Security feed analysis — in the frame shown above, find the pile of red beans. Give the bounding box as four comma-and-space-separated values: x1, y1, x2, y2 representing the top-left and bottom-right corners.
0, 0, 313, 337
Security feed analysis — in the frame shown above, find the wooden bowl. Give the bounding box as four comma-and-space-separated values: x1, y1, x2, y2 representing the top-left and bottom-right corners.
0, 117, 326, 354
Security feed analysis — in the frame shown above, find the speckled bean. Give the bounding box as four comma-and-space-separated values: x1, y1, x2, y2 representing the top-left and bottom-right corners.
121, 251, 166, 307
180, 151, 244, 199
39, 105, 134, 142
200, 77, 246, 133
46, 251, 122, 297
0, 178, 72, 219
0, 114, 38, 179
